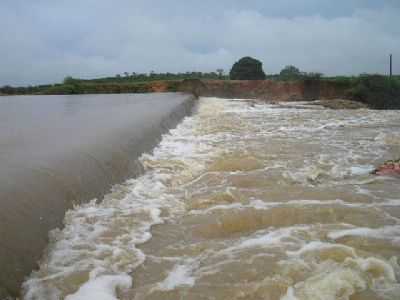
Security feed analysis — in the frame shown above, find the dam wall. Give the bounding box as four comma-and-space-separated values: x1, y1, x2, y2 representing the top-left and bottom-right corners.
0, 93, 195, 298
178, 79, 349, 101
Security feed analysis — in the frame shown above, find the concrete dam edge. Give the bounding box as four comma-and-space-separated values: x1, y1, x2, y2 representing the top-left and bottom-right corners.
0, 93, 196, 299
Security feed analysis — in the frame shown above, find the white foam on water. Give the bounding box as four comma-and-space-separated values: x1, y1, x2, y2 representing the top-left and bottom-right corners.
188, 199, 273, 215
22, 102, 220, 299
188, 197, 398, 216
328, 225, 400, 245
22, 174, 166, 299
281, 256, 398, 300
235, 228, 293, 250
65, 275, 132, 300
350, 165, 375, 175
157, 261, 197, 291
281, 287, 299, 300
286, 241, 356, 258
22, 98, 246, 299
382, 199, 400, 206
283, 268, 367, 300
223, 226, 307, 254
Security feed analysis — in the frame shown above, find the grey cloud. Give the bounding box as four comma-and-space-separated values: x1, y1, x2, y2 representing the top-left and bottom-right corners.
0, 0, 399, 85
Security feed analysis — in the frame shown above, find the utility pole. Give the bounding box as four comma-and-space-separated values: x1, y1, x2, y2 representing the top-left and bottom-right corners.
390, 54, 393, 77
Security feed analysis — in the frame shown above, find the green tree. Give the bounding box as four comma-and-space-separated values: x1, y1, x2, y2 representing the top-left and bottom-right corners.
279, 65, 301, 80
0, 85, 15, 95
63, 76, 78, 85
216, 68, 224, 79
229, 57, 266, 80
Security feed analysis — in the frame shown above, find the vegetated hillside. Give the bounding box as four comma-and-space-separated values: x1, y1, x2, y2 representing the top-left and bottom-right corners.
1, 73, 399, 110
0, 71, 227, 96
179, 75, 400, 109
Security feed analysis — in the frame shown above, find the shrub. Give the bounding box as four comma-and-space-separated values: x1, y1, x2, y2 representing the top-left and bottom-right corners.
348, 75, 400, 109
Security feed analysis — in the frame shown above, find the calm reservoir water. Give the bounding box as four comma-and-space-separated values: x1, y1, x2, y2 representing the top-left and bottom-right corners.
22, 97, 400, 300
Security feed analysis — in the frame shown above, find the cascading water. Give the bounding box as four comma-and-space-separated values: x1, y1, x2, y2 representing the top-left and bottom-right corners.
21, 97, 400, 300
0, 93, 195, 299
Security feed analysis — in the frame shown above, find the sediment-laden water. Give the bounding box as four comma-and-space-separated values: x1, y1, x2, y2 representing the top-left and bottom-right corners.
23, 98, 400, 300
0, 93, 194, 298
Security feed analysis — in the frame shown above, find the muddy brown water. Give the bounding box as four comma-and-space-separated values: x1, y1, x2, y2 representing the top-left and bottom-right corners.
0, 93, 195, 299
21, 98, 400, 300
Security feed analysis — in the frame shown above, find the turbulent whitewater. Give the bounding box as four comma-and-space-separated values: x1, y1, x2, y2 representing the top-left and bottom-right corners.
23, 98, 400, 300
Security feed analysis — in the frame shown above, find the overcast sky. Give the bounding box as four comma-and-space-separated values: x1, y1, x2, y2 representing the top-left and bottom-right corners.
1, 0, 399, 85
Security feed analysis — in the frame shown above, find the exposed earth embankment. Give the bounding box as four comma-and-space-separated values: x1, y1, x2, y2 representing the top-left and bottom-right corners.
178, 79, 349, 102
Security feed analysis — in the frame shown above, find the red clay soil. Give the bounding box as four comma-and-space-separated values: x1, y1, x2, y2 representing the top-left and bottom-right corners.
149, 81, 170, 93
178, 79, 349, 102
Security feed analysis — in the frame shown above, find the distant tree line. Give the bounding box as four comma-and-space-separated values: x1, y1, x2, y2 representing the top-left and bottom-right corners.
0, 84, 54, 95
226, 56, 399, 109
84, 70, 229, 83
277, 65, 323, 81
227, 57, 323, 81
0, 71, 228, 95
1, 57, 399, 109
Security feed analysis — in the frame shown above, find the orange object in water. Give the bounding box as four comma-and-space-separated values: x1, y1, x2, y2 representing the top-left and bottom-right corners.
373, 160, 400, 176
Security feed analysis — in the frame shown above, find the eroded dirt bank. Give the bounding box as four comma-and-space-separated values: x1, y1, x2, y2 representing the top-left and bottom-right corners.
179, 79, 349, 102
